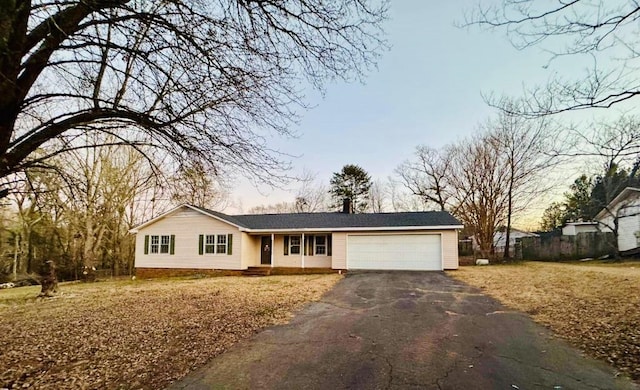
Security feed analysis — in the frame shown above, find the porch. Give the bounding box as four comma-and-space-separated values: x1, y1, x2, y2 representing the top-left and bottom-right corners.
244, 233, 333, 269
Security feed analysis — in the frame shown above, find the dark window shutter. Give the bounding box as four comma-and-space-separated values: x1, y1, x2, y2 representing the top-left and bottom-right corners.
284, 236, 289, 256
227, 234, 233, 255
327, 235, 332, 256
199, 234, 204, 255
170, 235, 175, 255
308, 235, 314, 256
144, 235, 149, 254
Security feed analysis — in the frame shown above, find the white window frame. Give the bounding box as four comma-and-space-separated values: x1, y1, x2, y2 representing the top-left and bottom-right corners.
160, 235, 170, 254
150, 235, 170, 254
203, 234, 229, 255
217, 235, 227, 254
150, 235, 159, 254
314, 235, 327, 256
205, 235, 216, 254
289, 235, 301, 255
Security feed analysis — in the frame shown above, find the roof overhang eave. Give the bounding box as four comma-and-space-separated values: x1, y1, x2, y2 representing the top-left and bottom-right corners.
241, 225, 464, 234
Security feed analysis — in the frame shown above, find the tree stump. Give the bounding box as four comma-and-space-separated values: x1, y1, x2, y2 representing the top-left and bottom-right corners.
38, 260, 59, 298
82, 266, 97, 282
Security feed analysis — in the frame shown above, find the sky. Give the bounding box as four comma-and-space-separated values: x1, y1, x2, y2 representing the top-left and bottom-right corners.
228, 1, 592, 223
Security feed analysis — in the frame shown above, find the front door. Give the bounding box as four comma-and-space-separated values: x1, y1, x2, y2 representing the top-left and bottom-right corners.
261, 236, 272, 265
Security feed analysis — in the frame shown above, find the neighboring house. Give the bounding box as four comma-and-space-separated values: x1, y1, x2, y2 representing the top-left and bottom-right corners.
561, 221, 599, 236
492, 228, 539, 254
594, 187, 640, 253
129, 204, 463, 274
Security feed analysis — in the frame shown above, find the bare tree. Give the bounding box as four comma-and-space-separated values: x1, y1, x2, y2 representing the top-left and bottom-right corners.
487, 103, 558, 258
386, 177, 428, 212
396, 146, 453, 211
394, 109, 557, 258
170, 162, 229, 210
0, 1, 388, 197
571, 115, 640, 172
293, 171, 328, 212
247, 171, 328, 214
247, 202, 296, 215
54, 135, 156, 271
448, 134, 510, 258
368, 179, 387, 213
467, 1, 640, 116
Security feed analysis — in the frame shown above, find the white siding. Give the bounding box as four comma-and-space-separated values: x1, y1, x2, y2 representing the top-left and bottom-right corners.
597, 196, 640, 251
304, 255, 332, 268
618, 214, 640, 252
272, 234, 332, 268
135, 208, 242, 270
331, 233, 347, 269
241, 233, 261, 268
273, 235, 301, 267
442, 230, 459, 270
575, 224, 598, 234
562, 224, 599, 236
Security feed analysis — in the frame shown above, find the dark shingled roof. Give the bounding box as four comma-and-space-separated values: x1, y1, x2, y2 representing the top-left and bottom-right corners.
192, 205, 461, 230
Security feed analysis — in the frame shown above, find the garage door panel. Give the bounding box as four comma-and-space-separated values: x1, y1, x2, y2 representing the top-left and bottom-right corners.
347, 234, 441, 271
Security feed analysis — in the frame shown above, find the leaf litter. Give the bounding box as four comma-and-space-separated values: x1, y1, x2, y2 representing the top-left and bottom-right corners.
450, 262, 640, 381
0, 274, 342, 389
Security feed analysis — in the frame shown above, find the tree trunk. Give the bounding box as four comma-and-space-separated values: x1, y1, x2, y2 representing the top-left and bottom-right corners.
25, 229, 33, 273
503, 200, 513, 259
503, 162, 515, 260
12, 233, 19, 280
38, 260, 58, 298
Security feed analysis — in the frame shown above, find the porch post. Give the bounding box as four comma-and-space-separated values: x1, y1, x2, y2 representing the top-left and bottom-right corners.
271, 233, 274, 268
301, 232, 305, 268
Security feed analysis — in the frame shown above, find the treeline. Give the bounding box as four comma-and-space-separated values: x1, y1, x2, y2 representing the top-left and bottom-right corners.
0, 136, 226, 282
542, 162, 640, 231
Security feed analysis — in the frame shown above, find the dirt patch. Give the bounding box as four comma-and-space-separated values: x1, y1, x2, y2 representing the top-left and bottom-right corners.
0, 274, 341, 389
448, 262, 640, 380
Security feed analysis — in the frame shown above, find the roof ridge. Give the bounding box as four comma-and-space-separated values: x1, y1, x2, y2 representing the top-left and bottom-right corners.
232, 210, 447, 217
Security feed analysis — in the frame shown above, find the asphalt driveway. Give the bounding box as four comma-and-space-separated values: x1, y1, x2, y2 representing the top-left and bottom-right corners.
168, 272, 638, 390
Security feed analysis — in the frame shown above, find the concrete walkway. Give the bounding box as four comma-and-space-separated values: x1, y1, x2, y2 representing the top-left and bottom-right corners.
168, 272, 638, 390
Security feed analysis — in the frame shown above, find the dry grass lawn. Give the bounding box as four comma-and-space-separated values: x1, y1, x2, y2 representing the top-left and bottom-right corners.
0, 274, 342, 389
449, 261, 640, 380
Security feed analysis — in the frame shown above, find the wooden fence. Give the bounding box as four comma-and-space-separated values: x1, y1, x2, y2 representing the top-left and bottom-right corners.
518, 232, 616, 260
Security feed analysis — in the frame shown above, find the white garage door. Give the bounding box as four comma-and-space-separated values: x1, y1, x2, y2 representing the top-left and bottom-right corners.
347, 234, 442, 271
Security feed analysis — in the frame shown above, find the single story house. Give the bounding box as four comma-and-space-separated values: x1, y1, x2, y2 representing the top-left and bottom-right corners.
595, 187, 640, 253
129, 204, 463, 275
492, 228, 539, 254
561, 221, 599, 236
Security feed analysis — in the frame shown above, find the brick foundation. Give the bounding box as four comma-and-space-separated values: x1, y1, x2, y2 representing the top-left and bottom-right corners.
135, 268, 244, 279
135, 267, 344, 279
269, 267, 344, 275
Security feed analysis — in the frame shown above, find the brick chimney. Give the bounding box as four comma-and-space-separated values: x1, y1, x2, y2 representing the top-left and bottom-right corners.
342, 198, 353, 214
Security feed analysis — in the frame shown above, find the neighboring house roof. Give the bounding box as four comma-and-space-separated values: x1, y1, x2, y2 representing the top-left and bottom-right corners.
130, 204, 463, 233
563, 221, 599, 226
492, 229, 539, 247
594, 187, 640, 220
494, 228, 539, 236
